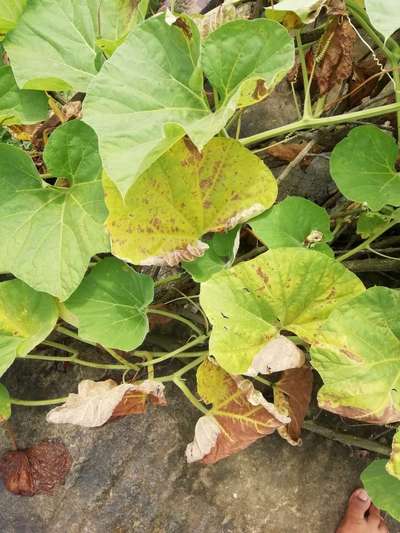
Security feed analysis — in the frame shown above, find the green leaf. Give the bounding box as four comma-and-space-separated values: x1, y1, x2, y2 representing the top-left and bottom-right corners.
387, 428, 400, 480
0, 383, 11, 421
356, 211, 389, 238
183, 227, 240, 282
88, 0, 149, 56
311, 286, 400, 423
365, 0, 400, 41
4, 0, 99, 91
0, 0, 27, 39
0, 279, 58, 377
0, 65, 48, 125
330, 125, 400, 211
202, 19, 294, 108
250, 196, 333, 256
104, 137, 277, 265
64, 257, 154, 351
200, 247, 364, 374
361, 459, 400, 522
0, 120, 110, 300
265, 0, 327, 28
84, 14, 294, 195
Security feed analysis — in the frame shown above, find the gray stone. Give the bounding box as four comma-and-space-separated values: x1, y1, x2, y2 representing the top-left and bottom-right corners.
0, 359, 399, 533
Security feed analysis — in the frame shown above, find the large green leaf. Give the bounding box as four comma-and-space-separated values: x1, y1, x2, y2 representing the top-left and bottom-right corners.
183, 227, 240, 282
387, 428, 400, 480
356, 211, 390, 238
311, 286, 400, 423
4, 0, 99, 91
365, 0, 400, 41
200, 247, 364, 374
0, 65, 48, 125
250, 196, 333, 256
88, 0, 149, 56
64, 257, 154, 351
0, 0, 27, 39
83, 14, 294, 195
0, 120, 110, 300
0, 279, 58, 377
361, 459, 400, 522
202, 19, 294, 108
330, 125, 400, 211
0, 383, 11, 421
104, 137, 277, 265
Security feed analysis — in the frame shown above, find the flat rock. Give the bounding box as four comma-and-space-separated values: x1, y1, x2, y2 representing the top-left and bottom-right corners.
0, 359, 398, 533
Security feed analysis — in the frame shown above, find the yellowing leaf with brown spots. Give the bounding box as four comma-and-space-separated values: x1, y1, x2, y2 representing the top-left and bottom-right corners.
186, 360, 289, 464
104, 137, 277, 266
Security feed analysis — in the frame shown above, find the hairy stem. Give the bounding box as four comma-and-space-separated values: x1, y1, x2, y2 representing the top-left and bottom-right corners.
11, 397, 68, 407
338, 220, 399, 262
25, 353, 127, 370
138, 337, 208, 368
240, 102, 400, 147
303, 420, 391, 456
174, 377, 209, 415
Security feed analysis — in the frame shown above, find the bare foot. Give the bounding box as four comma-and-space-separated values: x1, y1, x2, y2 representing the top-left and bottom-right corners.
337, 489, 389, 532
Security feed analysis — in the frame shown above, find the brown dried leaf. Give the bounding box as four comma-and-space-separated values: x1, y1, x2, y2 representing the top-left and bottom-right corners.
316, 18, 356, 95
31, 100, 82, 151
186, 360, 289, 464
46, 379, 166, 427
274, 367, 313, 446
265, 142, 321, 165
0, 439, 71, 496
245, 335, 306, 377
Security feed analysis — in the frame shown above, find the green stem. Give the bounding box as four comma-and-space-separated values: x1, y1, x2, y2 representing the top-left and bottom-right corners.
42, 340, 77, 355
296, 30, 312, 119
102, 346, 138, 370
338, 220, 399, 262
11, 397, 68, 406
173, 377, 209, 415
56, 326, 96, 346
303, 420, 390, 456
24, 353, 127, 370
240, 102, 400, 147
154, 273, 184, 287
148, 308, 203, 336
174, 354, 207, 378
138, 337, 208, 367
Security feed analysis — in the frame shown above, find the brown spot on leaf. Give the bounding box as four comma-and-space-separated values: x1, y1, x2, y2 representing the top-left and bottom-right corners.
200, 178, 212, 190
252, 79, 268, 100
256, 266, 269, 285
173, 18, 193, 39
0, 439, 71, 496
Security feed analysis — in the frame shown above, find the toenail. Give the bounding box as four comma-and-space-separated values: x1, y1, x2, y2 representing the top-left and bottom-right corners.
356, 489, 369, 501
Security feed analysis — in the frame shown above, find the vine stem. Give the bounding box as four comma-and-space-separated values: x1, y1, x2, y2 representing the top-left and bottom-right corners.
24, 353, 128, 370
173, 378, 209, 415
102, 346, 139, 370
239, 102, 400, 147
10, 397, 68, 406
295, 30, 313, 119
338, 219, 399, 262
147, 308, 203, 336
138, 337, 208, 368
303, 420, 391, 456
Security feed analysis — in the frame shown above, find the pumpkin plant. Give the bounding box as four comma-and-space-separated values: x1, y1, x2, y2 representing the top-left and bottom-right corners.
0, 0, 400, 520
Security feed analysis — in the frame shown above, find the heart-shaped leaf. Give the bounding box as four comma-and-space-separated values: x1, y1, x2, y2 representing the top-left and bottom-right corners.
200, 247, 364, 374
311, 286, 400, 423
250, 196, 333, 256
365, 0, 400, 41
330, 125, 400, 211
64, 258, 154, 351
182, 227, 240, 282
357, 211, 390, 238
83, 14, 294, 195
186, 359, 289, 464
88, 0, 149, 56
0, 384, 11, 421
202, 18, 295, 108
0, 120, 110, 300
361, 459, 400, 522
0, 65, 48, 125
0, 0, 27, 39
4, 0, 99, 91
0, 279, 58, 377
104, 138, 277, 266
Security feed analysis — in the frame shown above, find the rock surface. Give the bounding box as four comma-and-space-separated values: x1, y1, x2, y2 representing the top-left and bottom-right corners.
1, 359, 399, 533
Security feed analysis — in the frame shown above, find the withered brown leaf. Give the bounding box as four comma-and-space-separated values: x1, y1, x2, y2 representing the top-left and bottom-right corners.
0, 439, 71, 496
